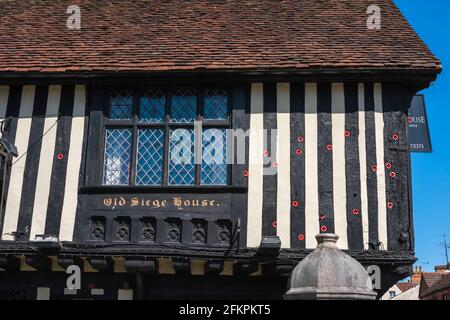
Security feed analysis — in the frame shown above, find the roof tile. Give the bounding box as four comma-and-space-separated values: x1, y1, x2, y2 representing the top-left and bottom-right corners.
0, 0, 441, 74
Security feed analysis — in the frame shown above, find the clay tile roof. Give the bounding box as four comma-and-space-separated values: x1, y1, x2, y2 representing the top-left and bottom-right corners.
397, 282, 418, 292
422, 272, 445, 287
419, 272, 445, 298
0, 0, 441, 74
422, 272, 450, 297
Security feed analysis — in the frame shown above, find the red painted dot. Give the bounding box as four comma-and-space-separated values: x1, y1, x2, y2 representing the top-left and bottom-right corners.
297, 136, 304, 143
390, 171, 396, 178
272, 221, 277, 228
320, 215, 326, 221
387, 202, 394, 209
352, 209, 360, 215
344, 130, 351, 137
263, 150, 270, 157
320, 225, 328, 232
57, 153, 64, 160
292, 200, 300, 208
298, 234, 305, 241
371, 165, 377, 172
326, 144, 333, 151
243, 170, 249, 177
295, 149, 303, 156
386, 162, 392, 170
408, 117, 414, 124
392, 134, 399, 141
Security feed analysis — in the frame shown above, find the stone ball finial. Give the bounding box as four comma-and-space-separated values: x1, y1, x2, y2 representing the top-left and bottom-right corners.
284, 233, 377, 300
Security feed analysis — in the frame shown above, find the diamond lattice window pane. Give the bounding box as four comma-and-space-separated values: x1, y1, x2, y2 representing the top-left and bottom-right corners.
103, 128, 132, 185
110, 91, 133, 120
170, 90, 197, 123
136, 129, 164, 185
201, 129, 228, 185
169, 129, 195, 185
204, 90, 228, 120
139, 90, 165, 123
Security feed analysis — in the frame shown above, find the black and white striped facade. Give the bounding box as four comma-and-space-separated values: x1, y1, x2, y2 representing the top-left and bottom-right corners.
0, 81, 414, 254
0, 84, 86, 243
246, 81, 412, 253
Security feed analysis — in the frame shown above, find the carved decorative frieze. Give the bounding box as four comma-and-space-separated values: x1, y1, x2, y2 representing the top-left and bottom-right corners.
141, 218, 156, 242
217, 220, 231, 245
114, 218, 130, 241
192, 220, 206, 244
167, 219, 181, 242
90, 217, 105, 241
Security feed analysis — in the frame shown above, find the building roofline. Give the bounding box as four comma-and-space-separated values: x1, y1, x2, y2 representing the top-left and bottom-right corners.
0, 68, 440, 86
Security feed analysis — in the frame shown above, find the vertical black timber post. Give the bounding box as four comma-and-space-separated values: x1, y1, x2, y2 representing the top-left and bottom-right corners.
84, 85, 106, 186
344, 82, 364, 251
382, 83, 418, 252
231, 84, 250, 248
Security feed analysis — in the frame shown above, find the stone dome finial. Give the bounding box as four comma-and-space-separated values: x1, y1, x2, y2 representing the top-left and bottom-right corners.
284, 233, 377, 300
316, 233, 339, 245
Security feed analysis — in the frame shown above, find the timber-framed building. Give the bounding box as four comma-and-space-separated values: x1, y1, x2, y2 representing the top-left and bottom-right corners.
0, 0, 441, 300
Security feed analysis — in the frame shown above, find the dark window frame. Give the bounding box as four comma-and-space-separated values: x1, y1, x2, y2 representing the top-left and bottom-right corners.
102, 86, 233, 187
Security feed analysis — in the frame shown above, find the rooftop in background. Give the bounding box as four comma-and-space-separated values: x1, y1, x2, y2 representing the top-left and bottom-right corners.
0, 0, 441, 75
435, 263, 450, 273
419, 272, 446, 298
421, 272, 450, 297
397, 282, 418, 292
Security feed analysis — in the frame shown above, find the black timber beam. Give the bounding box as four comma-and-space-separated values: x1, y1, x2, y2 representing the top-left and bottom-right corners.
0, 256, 21, 271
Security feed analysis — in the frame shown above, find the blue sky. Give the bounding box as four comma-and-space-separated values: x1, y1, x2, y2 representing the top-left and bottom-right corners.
394, 0, 450, 270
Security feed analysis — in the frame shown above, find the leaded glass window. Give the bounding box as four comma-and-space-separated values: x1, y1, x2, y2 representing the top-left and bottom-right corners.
136, 129, 164, 185
201, 129, 228, 185
169, 129, 195, 185
171, 90, 197, 123
109, 91, 133, 120
204, 90, 228, 120
103, 128, 132, 185
103, 88, 230, 186
139, 90, 165, 123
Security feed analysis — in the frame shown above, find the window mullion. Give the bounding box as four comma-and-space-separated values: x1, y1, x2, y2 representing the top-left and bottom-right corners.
129, 92, 139, 186
163, 91, 171, 186
227, 88, 232, 186
196, 90, 204, 186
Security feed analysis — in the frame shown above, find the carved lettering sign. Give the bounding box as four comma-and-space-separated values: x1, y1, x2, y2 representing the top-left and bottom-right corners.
102, 196, 220, 210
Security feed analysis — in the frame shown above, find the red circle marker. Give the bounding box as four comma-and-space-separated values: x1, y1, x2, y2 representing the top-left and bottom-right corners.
297, 136, 304, 143
57, 153, 64, 160
392, 134, 399, 141
298, 234, 305, 241
344, 131, 351, 137
272, 221, 277, 228
320, 225, 328, 232
88, 283, 95, 289
352, 208, 360, 215
292, 200, 299, 207
295, 149, 303, 156
263, 150, 269, 157
408, 117, 414, 124
390, 172, 396, 178
386, 162, 392, 170
387, 202, 394, 209
326, 144, 333, 151
243, 170, 249, 177
320, 215, 326, 221
371, 165, 377, 172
